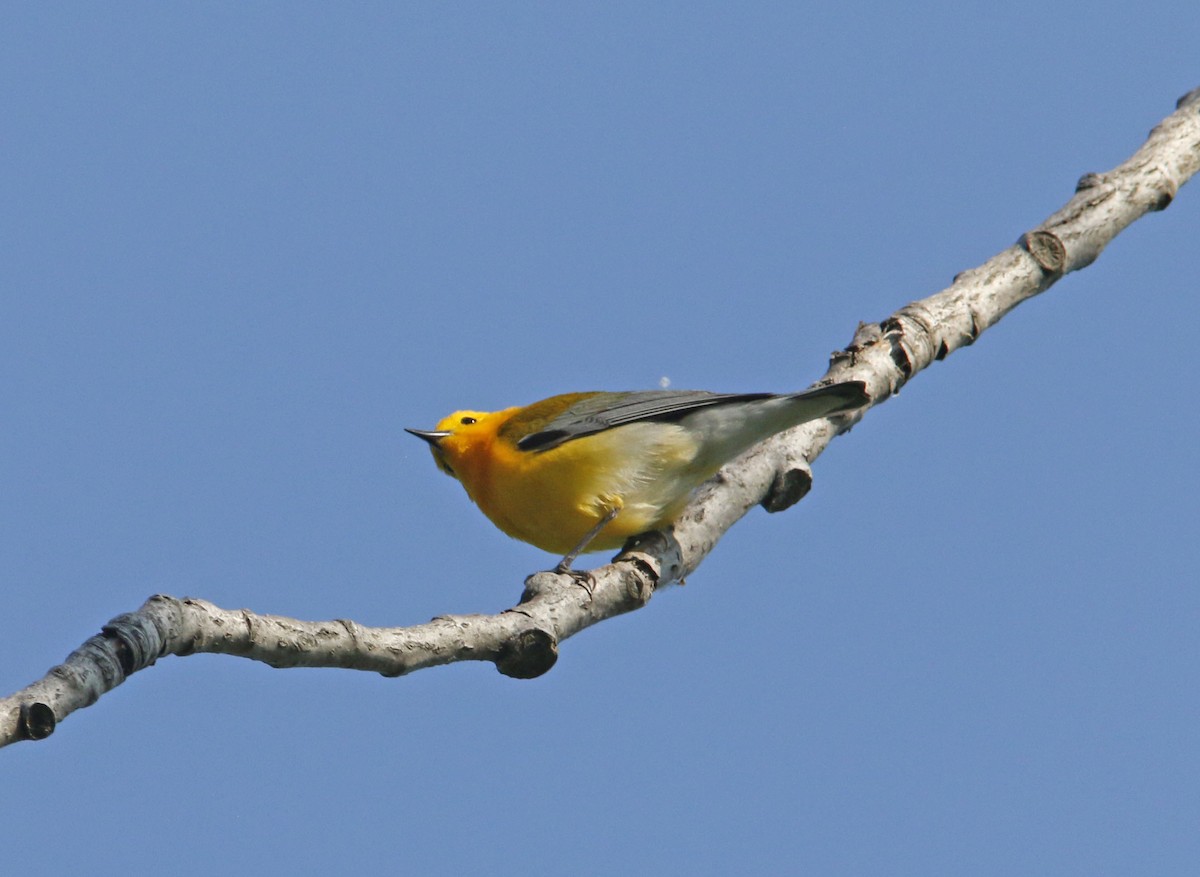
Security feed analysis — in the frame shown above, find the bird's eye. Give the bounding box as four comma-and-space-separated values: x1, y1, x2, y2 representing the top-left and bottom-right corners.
460, 416, 477, 425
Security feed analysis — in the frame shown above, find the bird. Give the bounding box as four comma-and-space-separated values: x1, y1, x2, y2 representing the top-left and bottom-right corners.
407, 381, 869, 572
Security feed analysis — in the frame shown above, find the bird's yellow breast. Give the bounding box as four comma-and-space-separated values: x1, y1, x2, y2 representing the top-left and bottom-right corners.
438, 412, 705, 555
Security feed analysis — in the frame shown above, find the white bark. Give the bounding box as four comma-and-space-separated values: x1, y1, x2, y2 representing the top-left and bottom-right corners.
3, 87, 1198, 748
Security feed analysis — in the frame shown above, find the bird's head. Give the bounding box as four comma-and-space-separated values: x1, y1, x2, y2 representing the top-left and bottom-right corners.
405, 410, 494, 480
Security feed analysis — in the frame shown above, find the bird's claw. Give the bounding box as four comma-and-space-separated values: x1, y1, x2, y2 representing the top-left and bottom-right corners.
553, 562, 597, 597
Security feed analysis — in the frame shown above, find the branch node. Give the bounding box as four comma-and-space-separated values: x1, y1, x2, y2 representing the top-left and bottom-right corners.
495, 628, 558, 679
619, 529, 683, 586
761, 466, 813, 513
880, 317, 914, 380
19, 702, 56, 740
1149, 173, 1177, 211
614, 553, 658, 606
1020, 230, 1067, 275
1076, 172, 1105, 191
102, 611, 167, 674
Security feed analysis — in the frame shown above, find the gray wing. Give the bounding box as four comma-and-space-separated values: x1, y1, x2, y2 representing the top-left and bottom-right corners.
516, 390, 775, 452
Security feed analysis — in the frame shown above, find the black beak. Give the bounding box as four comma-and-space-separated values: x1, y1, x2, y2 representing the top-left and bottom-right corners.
405, 428, 451, 446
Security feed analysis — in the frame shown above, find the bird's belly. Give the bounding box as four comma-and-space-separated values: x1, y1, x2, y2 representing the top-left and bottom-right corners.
475, 422, 705, 555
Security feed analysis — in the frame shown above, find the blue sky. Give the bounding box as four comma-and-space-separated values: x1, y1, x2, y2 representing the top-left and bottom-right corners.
3, 4, 1198, 874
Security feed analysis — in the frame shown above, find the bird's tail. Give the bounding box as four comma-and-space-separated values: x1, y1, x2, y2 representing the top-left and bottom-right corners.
684, 380, 870, 472
781, 381, 870, 424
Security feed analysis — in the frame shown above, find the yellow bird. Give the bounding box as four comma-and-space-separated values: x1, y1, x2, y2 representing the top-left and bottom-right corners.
407, 381, 869, 571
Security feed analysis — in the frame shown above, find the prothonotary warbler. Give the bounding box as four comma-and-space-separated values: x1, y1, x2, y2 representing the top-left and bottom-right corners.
407, 381, 869, 572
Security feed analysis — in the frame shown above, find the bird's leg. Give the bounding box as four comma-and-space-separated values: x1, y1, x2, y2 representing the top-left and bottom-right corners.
554, 506, 620, 574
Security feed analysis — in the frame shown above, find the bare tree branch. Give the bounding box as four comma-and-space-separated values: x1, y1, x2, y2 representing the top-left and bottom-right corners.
3, 87, 1197, 749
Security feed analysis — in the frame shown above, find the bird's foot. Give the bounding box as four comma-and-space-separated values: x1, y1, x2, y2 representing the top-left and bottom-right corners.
553, 560, 597, 597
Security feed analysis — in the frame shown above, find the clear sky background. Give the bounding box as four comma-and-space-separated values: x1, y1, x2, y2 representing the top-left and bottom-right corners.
3, 4, 1198, 875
